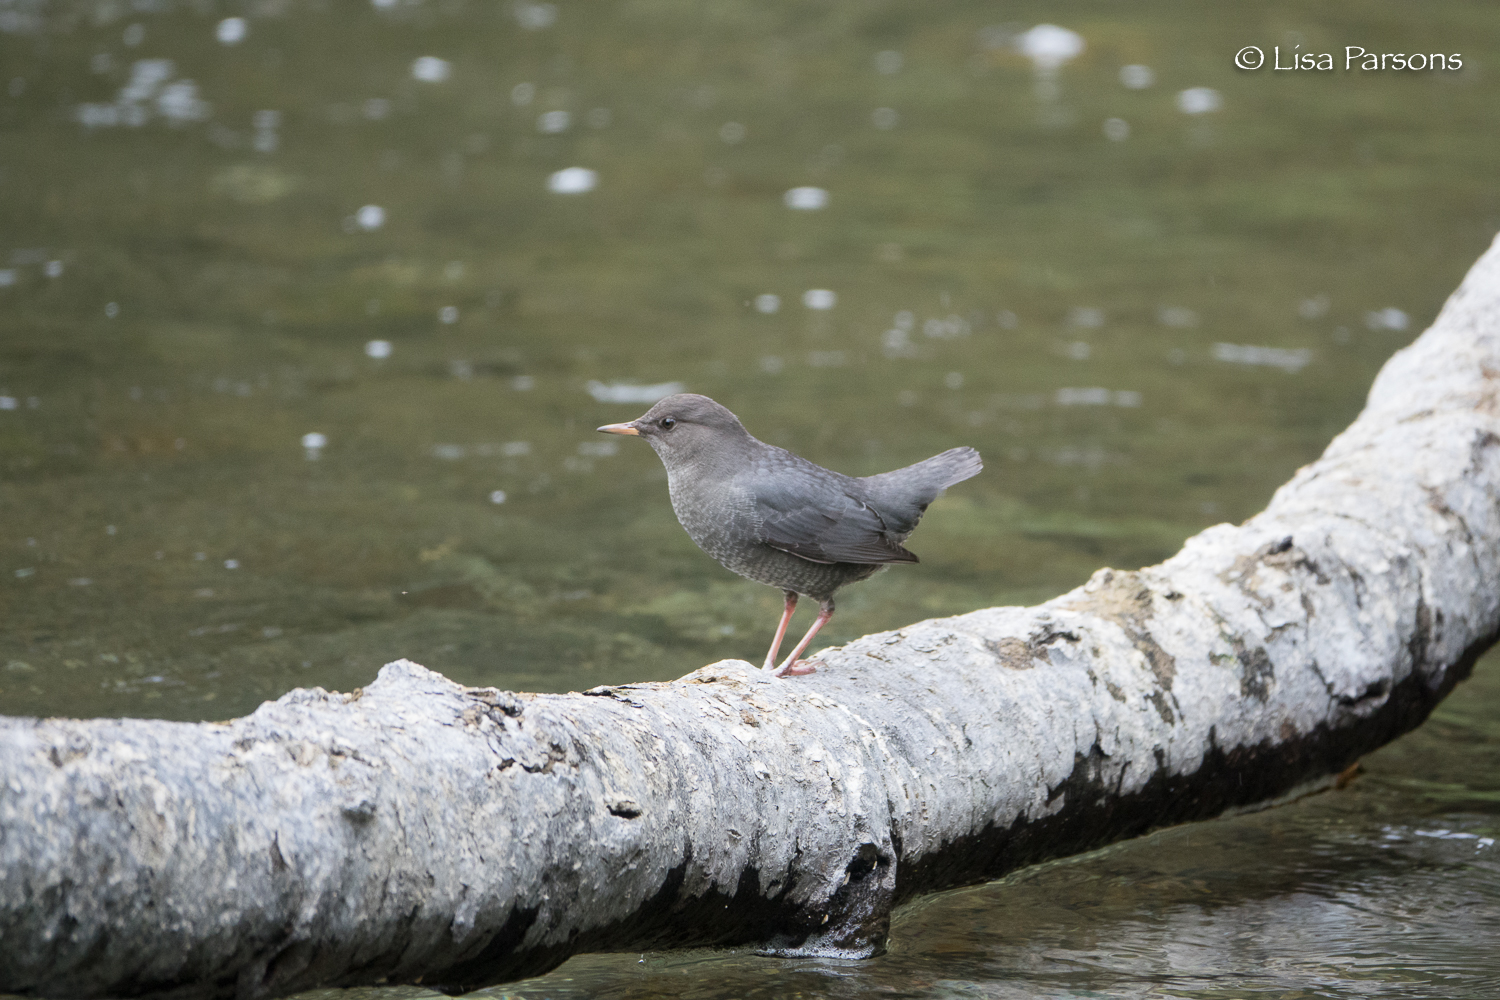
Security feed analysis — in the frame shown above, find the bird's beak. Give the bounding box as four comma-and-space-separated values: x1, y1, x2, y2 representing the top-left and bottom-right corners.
597, 422, 640, 436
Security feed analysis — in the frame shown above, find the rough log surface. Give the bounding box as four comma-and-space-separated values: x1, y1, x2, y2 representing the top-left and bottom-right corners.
4, 234, 1500, 1000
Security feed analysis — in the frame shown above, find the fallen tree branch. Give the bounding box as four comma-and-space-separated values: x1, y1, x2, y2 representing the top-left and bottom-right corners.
5, 234, 1500, 1000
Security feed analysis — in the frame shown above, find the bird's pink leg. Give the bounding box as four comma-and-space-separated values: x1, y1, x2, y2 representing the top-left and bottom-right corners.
763, 590, 798, 670
774, 601, 834, 677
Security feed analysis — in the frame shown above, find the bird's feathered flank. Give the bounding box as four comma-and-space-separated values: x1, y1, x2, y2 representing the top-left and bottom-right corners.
748, 446, 982, 567
761, 492, 919, 565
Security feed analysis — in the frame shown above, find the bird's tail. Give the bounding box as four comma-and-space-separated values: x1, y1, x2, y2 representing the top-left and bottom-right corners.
897, 446, 984, 492
861, 446, 983, 530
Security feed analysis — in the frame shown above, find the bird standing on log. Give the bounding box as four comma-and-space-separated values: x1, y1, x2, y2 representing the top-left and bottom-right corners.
599, 394, 982, 677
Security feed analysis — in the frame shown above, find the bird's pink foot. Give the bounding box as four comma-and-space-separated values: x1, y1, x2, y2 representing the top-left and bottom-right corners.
773, 658, 819, 677
771, 603, 834, 678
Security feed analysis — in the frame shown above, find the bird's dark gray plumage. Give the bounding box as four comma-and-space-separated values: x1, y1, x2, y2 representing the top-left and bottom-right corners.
599, 393, 981, 676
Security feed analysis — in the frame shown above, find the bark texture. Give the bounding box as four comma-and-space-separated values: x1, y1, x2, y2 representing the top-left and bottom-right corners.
5, 234, 1500, 1000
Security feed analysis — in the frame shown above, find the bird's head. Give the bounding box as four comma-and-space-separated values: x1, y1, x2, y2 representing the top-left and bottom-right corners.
597, 393, 751, 465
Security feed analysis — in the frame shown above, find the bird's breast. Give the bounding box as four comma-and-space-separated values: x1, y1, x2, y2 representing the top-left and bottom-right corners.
666, 470, 762, 567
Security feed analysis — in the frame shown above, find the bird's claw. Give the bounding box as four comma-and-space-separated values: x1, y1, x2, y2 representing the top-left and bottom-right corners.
773, 659, 819, 678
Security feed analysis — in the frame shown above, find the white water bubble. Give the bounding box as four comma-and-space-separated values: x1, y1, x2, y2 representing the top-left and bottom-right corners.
363, 98, 390, 120
1212, 342, 1311, 373
301, 432, 327, 459
784, 186, 829, 210
411, 57, 452, 83
1365, 307, 1409, 332
548, 167, 597, 194
514, 2, 557, 30
224, 559, 239, 569
719, 121, 746, 143
754, 293, 781, 314
924, 315, 971, 339
216, 17, 247, 45
105, 301, 120, 318
120, 59, 174, 104
874, 50, 903, 75
1066, 341, 1092, 360
1119, 64, 1154, 89
157, 80, 210, 123
1018, 24, 1085, 71
0, 270, 15, 287
802, 289, 837, 310
871, 107, 899, 129
365, 339, 392, 359
439, 306, 459, 324
1158, 306, 1199, 328
1103, 117, 1130, 141
371, 0, 397, 8
511, 82, 535, 106
1056, 387, 1110, 406
355, 204, 385, 230
1177, 87, 1222, 114
1299, 294, 1331, 320
944, 371, 964, 389
45, 260, 63, 278
501, 441, 531, 456
883, 329, 914, 358
578, 440, 619, 457
489, 490, 507, 504
123, 23, 145, 46
585, 381, 684, 404
0, 396, 16, 410
511, 375, 535, 391
537, 109, 571, 133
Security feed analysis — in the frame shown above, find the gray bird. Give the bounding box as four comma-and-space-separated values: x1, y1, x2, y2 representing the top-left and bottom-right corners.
599, 394, 982, 677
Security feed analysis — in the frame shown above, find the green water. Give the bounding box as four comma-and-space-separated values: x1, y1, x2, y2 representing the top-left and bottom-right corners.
2, 0, 1499, 995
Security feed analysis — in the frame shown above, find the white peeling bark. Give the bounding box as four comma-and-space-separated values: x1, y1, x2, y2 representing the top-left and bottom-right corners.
5, 235, 1500, 1000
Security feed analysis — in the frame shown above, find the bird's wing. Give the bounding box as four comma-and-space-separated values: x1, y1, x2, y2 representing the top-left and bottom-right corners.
757, 486, 919, 565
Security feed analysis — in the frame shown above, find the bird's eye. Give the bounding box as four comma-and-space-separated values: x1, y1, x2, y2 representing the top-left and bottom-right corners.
659, 417, 677, 430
